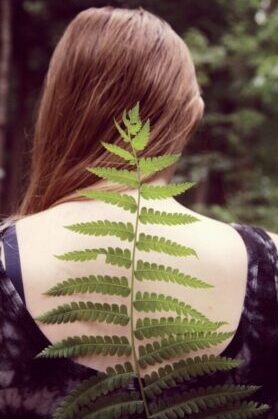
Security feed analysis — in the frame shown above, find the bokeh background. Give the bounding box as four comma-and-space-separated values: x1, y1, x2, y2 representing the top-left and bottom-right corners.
0, 0, 277, 231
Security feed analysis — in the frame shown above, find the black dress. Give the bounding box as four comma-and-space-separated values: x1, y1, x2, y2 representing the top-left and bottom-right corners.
0, 222, 277, 418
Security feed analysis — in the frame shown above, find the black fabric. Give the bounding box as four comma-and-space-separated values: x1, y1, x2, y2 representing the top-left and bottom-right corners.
0, 222, 277, 418
1, 225, 25, 305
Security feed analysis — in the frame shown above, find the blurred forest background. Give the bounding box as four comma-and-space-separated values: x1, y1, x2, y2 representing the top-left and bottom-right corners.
0, 0, 277, 231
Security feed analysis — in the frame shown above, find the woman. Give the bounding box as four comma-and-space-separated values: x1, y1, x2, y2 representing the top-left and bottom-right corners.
0, 5, 277, 418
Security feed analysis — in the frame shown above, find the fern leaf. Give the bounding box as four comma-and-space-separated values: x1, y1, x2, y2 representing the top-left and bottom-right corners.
114, 117, 130, 142
134, 317, 226, 340
44, 275, 130, 297
79, 392, 144, 419
140, 182, 196, 200
139, 207, 200, 225
129, 118, 150, 151
100, 141, 135, 163
104, 247, 132, 268
36, 302, 129, 325
134, 291, 213, 322
135, 260, 213, 288
200, 401, 270, 418
53, 362, 136, 419
128, 101, 140, 126
77, 190, 137, 213
138, 154, 181, 176
127, 103, 143, 136
86, 167, 139, 188
64, 220, 135, 242
138, 331, 235, 368
55, 247, 132, 267
36, 335, 132, 359
149, 385, 261, 418
54, 249, 104, 262
136, 233, 198, 257
143, 355, 242, 398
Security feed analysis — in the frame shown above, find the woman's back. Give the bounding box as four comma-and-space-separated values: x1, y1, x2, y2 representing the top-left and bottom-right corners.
1, 198, 278, 418
10, 193, 249, 372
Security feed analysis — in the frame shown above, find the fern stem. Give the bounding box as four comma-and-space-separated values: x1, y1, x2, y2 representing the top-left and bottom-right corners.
129, 138, 151, 418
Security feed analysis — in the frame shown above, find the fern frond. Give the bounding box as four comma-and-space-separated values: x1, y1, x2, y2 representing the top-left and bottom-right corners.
134, 291, 213, 322
131, 119, 150, 151
138, 154, 181, 176
138, 331, 235, 368
36, 302, 129, 325
104, 247, 132, 268
53, 362, 136, 419
114, 117, 130, 142
136, 233, 198, 257
127, 101, 141, 128
63, 220, 135, 242
86, 167, 139, 188
77, 190, 137, 213
200, 401, 270, 418
79, 392, 144, 419
134, 317, 226, 340
139, 207, 200, 225
135, 260, 213, 288
44, 275, 130, 297
41, 102, 270, 419
54, 247, 132, 268
36, 335, 132, 359
54, 249, 104, 262
149, 385, 260, 418
140, 182, 196, 200
143, 355, 242, 398
100, 141, 135, 163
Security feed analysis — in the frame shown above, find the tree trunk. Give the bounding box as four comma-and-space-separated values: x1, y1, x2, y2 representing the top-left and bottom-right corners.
0, 0, 11, 216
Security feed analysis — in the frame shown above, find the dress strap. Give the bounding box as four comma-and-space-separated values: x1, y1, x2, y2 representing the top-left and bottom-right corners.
0, 224, 25, 305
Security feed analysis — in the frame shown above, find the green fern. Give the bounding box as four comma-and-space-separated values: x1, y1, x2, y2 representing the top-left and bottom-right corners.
44, 275, 130, 297
36, 102, 270, 418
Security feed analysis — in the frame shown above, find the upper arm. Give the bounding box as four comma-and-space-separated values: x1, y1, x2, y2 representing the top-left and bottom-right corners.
266, 230, 278, 254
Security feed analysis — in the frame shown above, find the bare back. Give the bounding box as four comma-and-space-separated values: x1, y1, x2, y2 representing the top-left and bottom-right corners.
13, 195, 249, 374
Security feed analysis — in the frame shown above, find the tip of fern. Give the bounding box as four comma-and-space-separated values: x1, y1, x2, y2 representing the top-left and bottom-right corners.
53, 254, 66, 260
34, 315, 43, 322
63, 225, 75, 231
34, 351, 44, 359
42, 290, 53, 296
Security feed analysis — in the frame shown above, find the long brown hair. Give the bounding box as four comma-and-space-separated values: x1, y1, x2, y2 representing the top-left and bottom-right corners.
1, 5, 204, 229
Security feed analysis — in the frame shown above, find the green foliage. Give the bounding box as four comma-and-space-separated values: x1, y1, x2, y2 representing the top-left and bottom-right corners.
141, 182, 195, 200
36, 102, 269, 418
136, 233, 198, 257
55, 247, 132, 268
139, 154, 181, 176
178, 2, 278, 232
36, 301, 129, 325
134, 291, 213, 321
64, 220, 135, 242
45, 275, 130, 297
143, 355, 242, 397
86, 167, 139, 188
134, 259, 213, 288
52, 362, 138, 419
139, 207, 200, 225
77, 190, 137, 213
137, 332, 235, 368
37, 335, 132, 358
